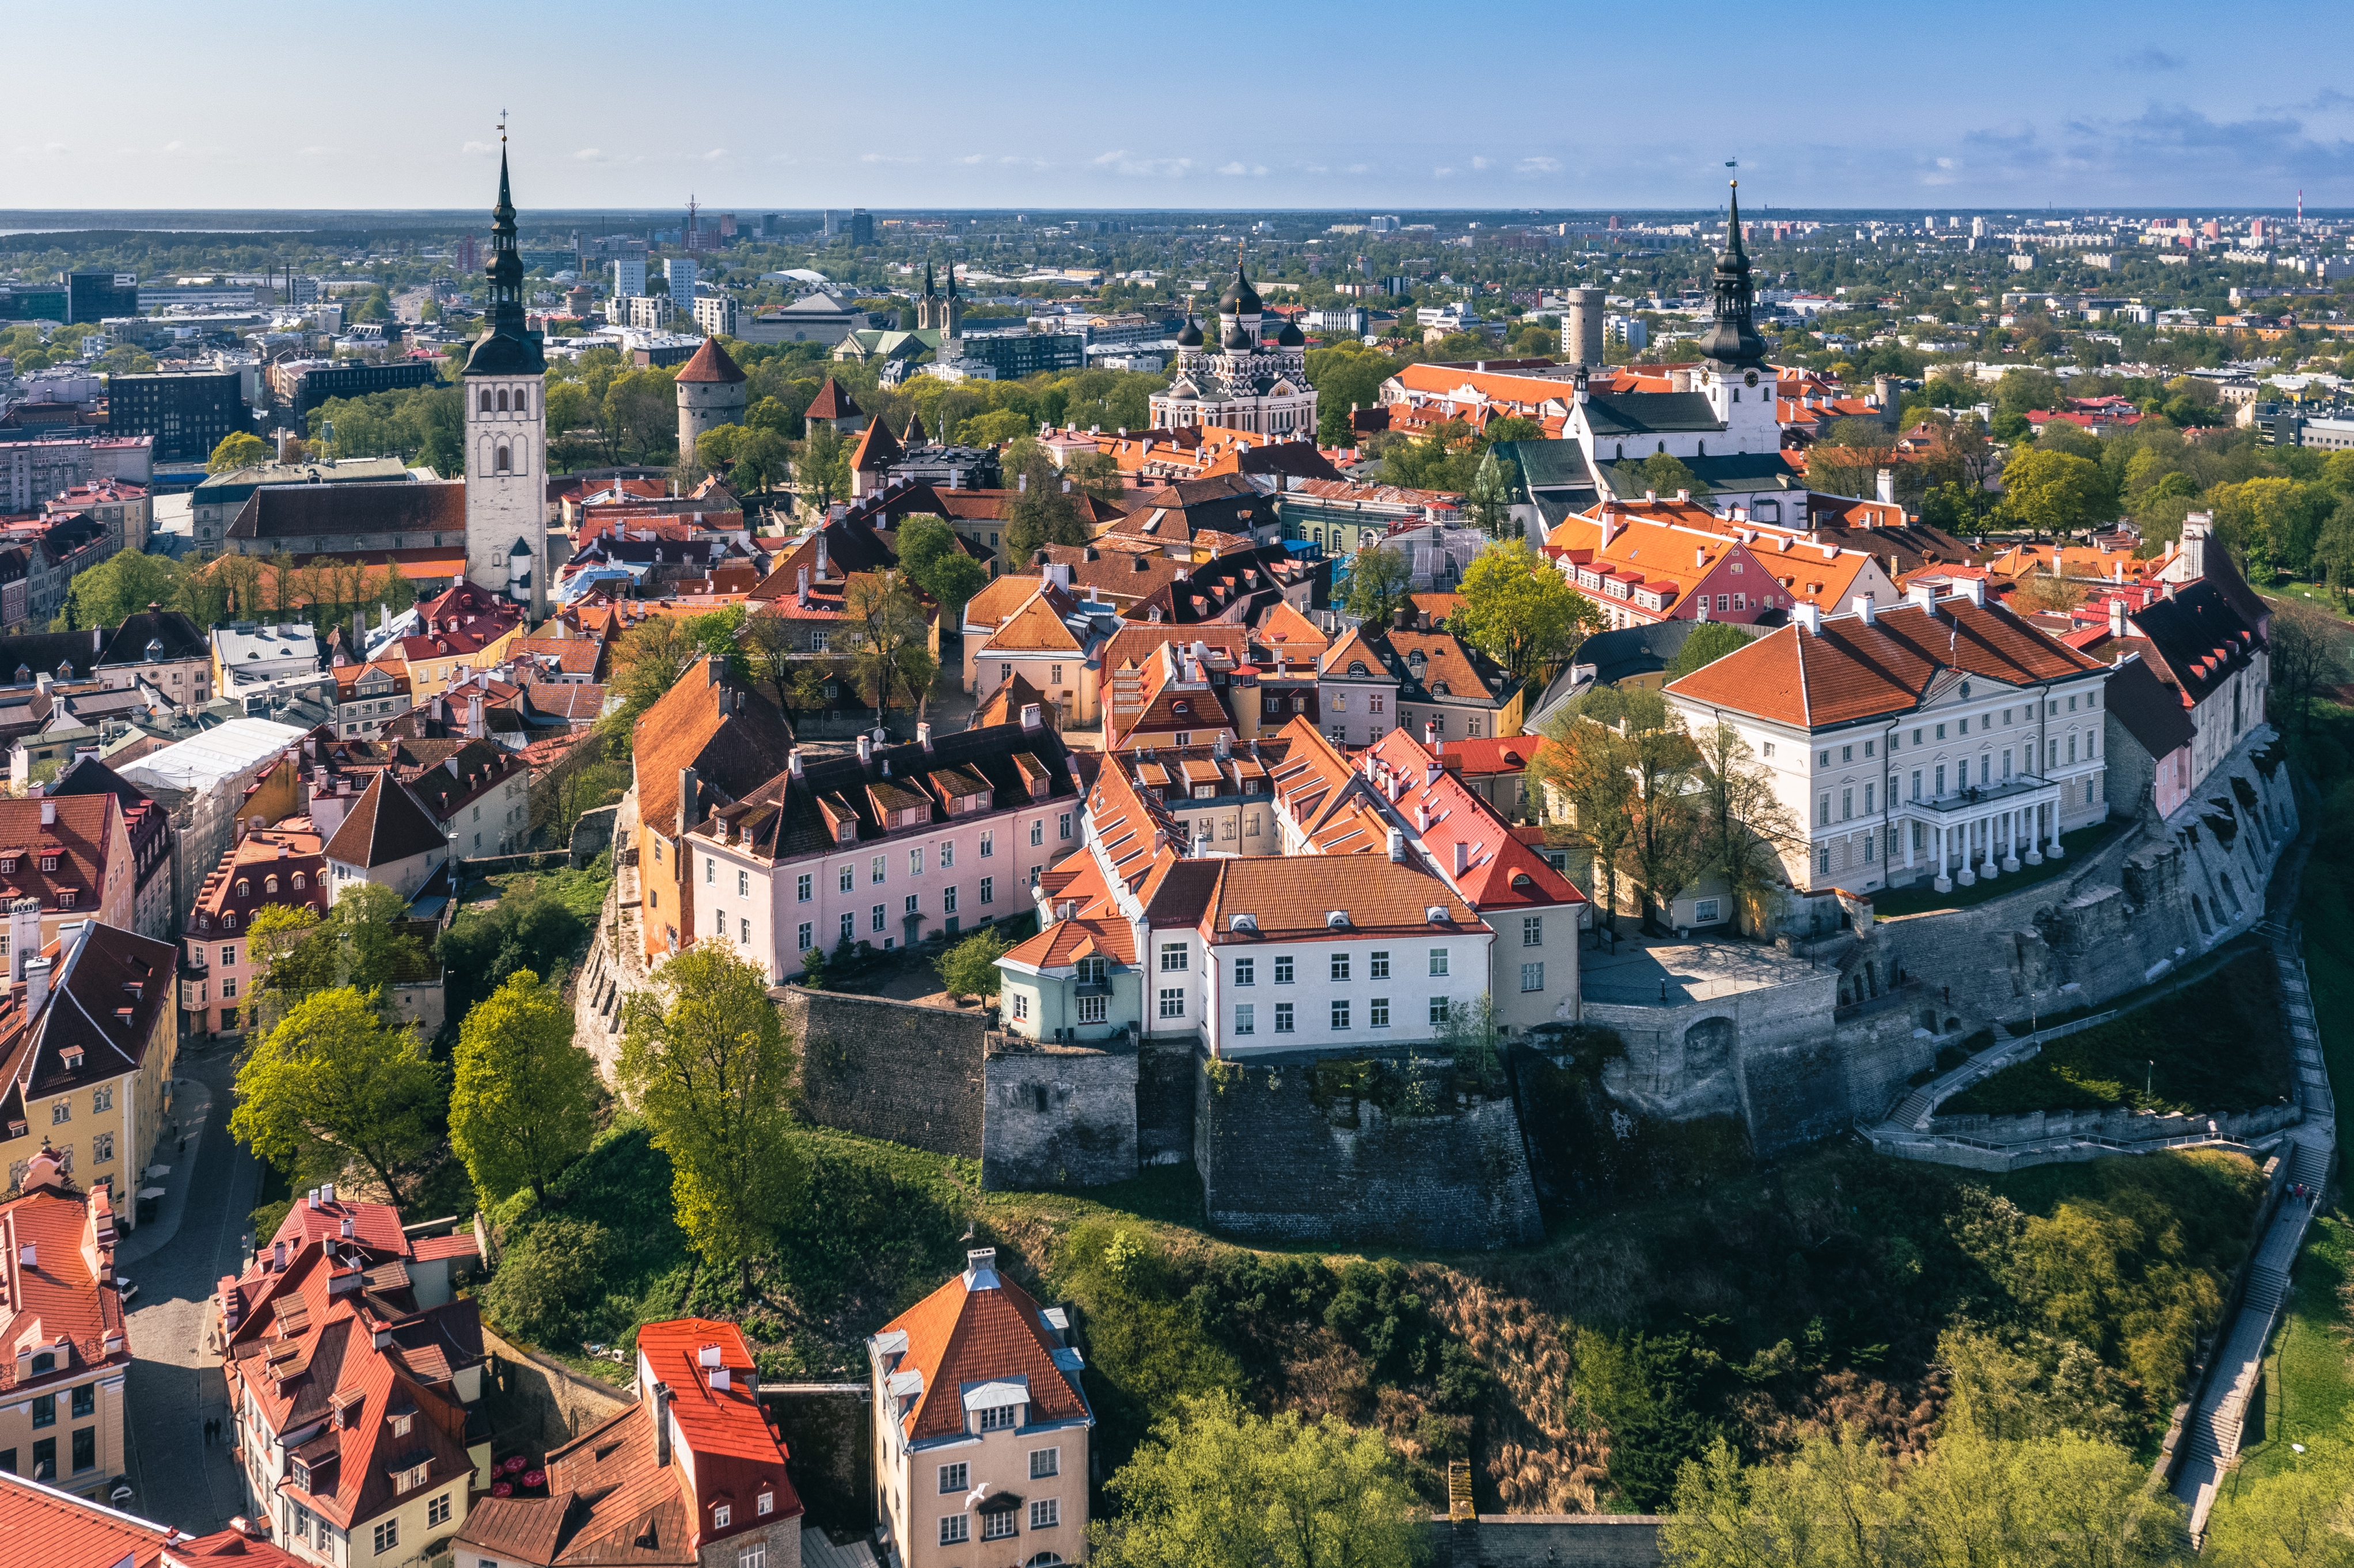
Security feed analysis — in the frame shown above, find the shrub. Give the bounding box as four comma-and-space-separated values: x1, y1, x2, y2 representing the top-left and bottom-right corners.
482, 1216, 618, 1347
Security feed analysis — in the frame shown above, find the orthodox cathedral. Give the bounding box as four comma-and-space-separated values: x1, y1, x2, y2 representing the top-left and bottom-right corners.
1148, 259, 1318, 438
460, 141, 550, 608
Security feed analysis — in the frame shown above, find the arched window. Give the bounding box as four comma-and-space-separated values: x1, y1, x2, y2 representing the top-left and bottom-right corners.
499, 388, 511, 412
264, 875, 279, 895
292, 872, 306, 889
478, 389, 493, 414
235, 879, 250, 898
497, 445, 512, 473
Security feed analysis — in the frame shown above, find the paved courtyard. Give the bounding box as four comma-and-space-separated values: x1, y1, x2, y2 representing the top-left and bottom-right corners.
1579, 929, 1821, 1006
115, 1039, 263, 1535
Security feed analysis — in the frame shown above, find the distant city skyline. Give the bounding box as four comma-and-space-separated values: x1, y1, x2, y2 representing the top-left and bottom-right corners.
11, 0, 2354, 212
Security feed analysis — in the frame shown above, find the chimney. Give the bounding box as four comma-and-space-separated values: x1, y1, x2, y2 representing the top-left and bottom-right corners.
1875, 468, 1896, 505
1852, 595, 1876, 626
797, 567, 810, 608
654, 1383, 674, 1467
322, 1182, 335, 1205
2108, 597, 2127, 638
1192, 827, 1210, 857
1387, 827, 1407, 863
677, 765, 700, 835
1020, 703, 1043, 731
1598, 510, 1618, 548
466, 694, 484, 739
1423, 719, 1437, 747
1906, 582, 1936, 610
788, 747, 804, 779
39, 799, 53, 827
856, 734, 873, 762
340, 1216, 354, 1239
307, 1189, 320, 1210
271, 1239, 287, 1272
24, 954, 51, 1018
1793, 602, 1823, 635
1453, 841, 1470, 875
917, 722, 933, 751
1694, 547, 1706, 569
815, 535, 829, 580
1956, 578, 1986, 607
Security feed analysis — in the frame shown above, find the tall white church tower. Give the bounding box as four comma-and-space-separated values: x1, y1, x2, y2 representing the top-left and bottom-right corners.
462, 139, 549, 609
1692, 181, 1780, 456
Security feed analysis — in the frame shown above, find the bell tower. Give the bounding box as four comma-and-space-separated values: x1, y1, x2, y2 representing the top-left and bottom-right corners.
462, 123, 549, 608
1695, 180, 1779, 455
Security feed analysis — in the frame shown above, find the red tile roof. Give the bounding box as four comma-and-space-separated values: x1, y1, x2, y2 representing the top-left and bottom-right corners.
0, 1163, 126, 1398
675, 337, 747, 385
0, 1472, 164, 1568
876, 1254, 1091, 1445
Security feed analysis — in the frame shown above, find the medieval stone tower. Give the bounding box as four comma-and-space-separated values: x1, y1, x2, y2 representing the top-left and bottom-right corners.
462, 139, 549, 608
674, 336, 748, 460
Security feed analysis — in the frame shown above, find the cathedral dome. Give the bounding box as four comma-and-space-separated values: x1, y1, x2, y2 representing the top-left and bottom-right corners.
1175, 314, 1203, 347
1217, 263, 1262, 316
1274, 317, 1306, 346
1222, 317, 1254, 350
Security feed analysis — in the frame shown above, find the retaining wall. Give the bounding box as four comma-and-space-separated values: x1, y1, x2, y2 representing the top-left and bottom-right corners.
774, 986, 987, 1159
981, 1039, 1138, 1190
764, 1384, 875, 1533
478, 1322, 635, 1452
1194, 1051, 1544, 1248
1425, 1516, 1664, 1568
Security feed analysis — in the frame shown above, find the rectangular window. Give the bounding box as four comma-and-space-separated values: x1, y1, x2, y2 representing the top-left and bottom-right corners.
981, 829, 994, 857
1274, 955, 1294, 984
427, 1493, 451, 1528
910, 848, 925, 876
1369, 997, 1389, 1027
1863, 830, 1878, 862
798, 921, 814, 953
1330, 953, 1350, 982
1011, 992, 1029, 1021
1911, 769, 1921, 801
981, 876, 994, 904
871, 904, 886, 932
1077, 994, 1107, 1024
840, 912, 856, 940
1059, 811, 1073, 840
1430, 996, 1451, 1026
1160, 941, 1187, 972
1522, 916, 1542, 947
1159, 988, 1185, 1019
92, 1132, 112, 1164
840, 865, 854, 893
707, 858, 716, 884
1031, 1499, 1060, 1531
982, 1512, 1018, 1541
221, 945, 235, 967
906, 894, 920, 917
940, 1516, 970, 1546
374, 1521, 399, 1555
1695, 898, 1722, 922
872, 855, 887, 884
30, 1439, 51, 1482
1429, 947, 1449, 976
979, 1404, 1019, 1432
1935, 764, 1946, 795
1233, 957, 1255, 986
71, 1426, 93, 1474
940, 1463, 969, 1494
716, 909, 728, 937
1331, 999, 1350, 1030
1031, 1447, 1060, 1479
944, 886, 958, 913
1274, 1002, 1295, 1033
1234, 1003, 1255, 1034
798, 874, 812, 902
1864, 783, 1875, 813
941, 841, 955, 868
1521, 962, 1544, 992
31, 1396, 54, 1429
741, 1546, 769, 1568
1817, 792, 1831, 826
1818, 845, 1832, 874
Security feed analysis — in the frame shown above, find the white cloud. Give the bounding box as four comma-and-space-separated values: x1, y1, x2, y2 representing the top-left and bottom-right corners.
704, 148, 728, 161
1345, 162, 1370, 174
574, 147, 605, 161
1471, 156, 1492, 170
461, 140, 498, 157
1216, 161, 1267, 176
958, 153, 987, 165
1434, 166, 1456, 177
861, 152, 918, 164
1095, 151, 1193, 176
1516, 155, 1561, 175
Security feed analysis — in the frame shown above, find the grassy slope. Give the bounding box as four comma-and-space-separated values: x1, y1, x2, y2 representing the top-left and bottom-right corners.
1940, 947, 2292, 1117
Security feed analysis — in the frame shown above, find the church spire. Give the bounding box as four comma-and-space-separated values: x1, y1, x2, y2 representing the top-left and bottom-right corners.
1696, 178, 1765, 369
466, 120, 546, 377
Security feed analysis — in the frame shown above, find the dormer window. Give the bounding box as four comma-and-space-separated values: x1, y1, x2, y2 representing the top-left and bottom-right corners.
235, 879, 250, 898
758, 1491, 774, 1516
713, 1504, 732, 1529
40, 856, 56, 873
56, 890, 73, 909
0, 858, 13, 874
979, 1404, 1019, 1432
264, 875, 279, 895
292, 873, 306, 889
838, 823, 855, 845
390, 1411, 413, 1437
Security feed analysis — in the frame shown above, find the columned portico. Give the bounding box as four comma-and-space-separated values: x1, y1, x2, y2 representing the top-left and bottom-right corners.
1897, 773, 2067, 893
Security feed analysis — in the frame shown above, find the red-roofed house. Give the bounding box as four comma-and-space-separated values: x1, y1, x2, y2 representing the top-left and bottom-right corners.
868, 1248, 1091, 1568
215, 1187, 484, 1566
457, 1318, 805, 1568
0, 1149, 128, 1501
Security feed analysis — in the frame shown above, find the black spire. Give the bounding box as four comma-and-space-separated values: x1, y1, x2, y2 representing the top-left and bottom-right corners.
466, 136, 546, 377
1696, 180, 1767, 369
924, 260, 935, 299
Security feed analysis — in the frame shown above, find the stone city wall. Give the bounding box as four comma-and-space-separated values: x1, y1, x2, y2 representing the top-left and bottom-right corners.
774, 985, 988, 1159
981, 1038, 1138, 1190
1194, 1050, 1544, 1249
1424, 1516, 1665, 1568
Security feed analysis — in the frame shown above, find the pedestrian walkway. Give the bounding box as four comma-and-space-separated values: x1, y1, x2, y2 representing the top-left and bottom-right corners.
120, 1070, 215, 1268
2171, 917, 2336, 1543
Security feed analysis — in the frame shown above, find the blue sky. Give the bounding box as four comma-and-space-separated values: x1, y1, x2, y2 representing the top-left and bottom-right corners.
13, 1, 2354, 212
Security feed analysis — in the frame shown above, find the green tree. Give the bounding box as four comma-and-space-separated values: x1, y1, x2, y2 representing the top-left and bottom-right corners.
57, 549, 184, 632
1452, 539, 1599, 687
249, 883, 434, 1030
1639, 450, 1703, 499
207, 431, 268, 473
1663, 621, 1754, 681
1530, 692, 1639, 932
937, 927, 1009, 1004
845, 570, 938, 716
2314, 496, 2354, 606
1089, 1394, 1422, 1568
1305, 344, 1396, 447
1341, 544, 1413, 629
895, 515, 988, 614
229, 986, 443, 1203
602, 614, 706, 735
617, 943, 806, 1285
2264, 599, 2346, 740
796, 423, 851, 510
1998, 449, 2111, 537
2211, 476, 2328, 584
479, 1216, 616, 1346
437, 878, 590, 1018
1465, 449, 1516, 536
2203, 1423, 2354, 1568
449, 969, 599, 1205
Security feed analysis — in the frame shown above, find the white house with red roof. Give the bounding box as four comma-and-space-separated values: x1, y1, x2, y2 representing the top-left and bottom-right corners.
867, 1248, 1091, 1568
214, 1185, 485, 1568
455, 1318, 804, 1568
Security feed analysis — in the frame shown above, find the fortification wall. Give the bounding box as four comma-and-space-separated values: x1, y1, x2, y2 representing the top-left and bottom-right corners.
773, 986, 987, 1159
981, 1041, 1138, 1190
1194, 1051, 1544, 1249
1136, 1037, 1199, 1167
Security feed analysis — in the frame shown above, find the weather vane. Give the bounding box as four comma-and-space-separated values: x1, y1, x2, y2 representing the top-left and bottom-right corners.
500, 108, 508, 144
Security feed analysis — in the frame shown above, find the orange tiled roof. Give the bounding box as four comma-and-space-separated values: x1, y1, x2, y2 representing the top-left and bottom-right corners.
875, 1256, 1090, 1444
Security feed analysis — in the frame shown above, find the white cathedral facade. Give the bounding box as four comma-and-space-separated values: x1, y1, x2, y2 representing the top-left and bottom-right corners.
1148, 263, 1319, 439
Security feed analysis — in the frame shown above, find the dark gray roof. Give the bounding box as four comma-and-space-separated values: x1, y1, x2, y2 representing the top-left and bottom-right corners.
1597, 450, 1802, 499
1525, 618, 1770, 730
2131, 580, 2260, 705
1488, 439, 1592, 496
2102, 654, 2196, 761
1581, 392, 1723, 437
228, 481, 466, 542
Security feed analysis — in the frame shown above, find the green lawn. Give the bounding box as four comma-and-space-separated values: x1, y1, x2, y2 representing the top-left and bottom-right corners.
2225, 1212, 2353, 1490
1938, 947, 2292, 1117
1870, 819, 2125, 919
